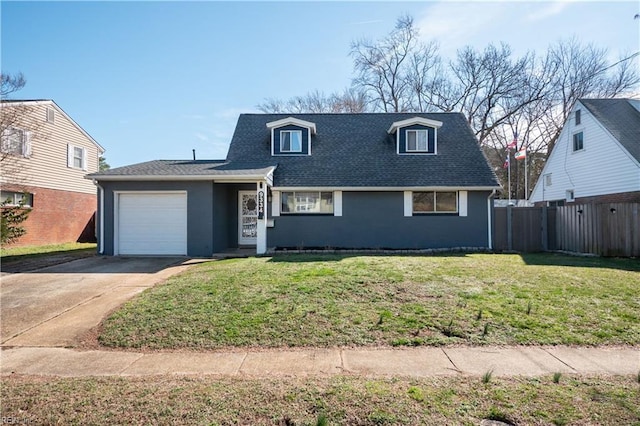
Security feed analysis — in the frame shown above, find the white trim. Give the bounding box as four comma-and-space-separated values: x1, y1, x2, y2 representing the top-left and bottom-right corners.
86, 168, 277, 182
272, 190, 280, 216
387, 117, 443, 134
459, 191, 468, 217
113, 190, 187, 256
279, 129, 303, 153
334, 191, 342, 216
403, 191, 412, 217
273, 186, 500, 192
405, 129, 429, 152
487, 191, 494, 249
266, 117, 317, 134
92, 180, 105, 254
256, 183, 267, 254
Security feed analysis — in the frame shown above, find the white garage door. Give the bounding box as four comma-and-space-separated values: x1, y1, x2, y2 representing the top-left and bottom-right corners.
117, 192, 187, 255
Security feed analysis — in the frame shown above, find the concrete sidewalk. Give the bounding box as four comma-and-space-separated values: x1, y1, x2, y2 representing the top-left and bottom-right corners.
1, 346, 637, 378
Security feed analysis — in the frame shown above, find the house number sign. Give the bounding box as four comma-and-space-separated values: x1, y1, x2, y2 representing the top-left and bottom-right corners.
257, 190, 265, 219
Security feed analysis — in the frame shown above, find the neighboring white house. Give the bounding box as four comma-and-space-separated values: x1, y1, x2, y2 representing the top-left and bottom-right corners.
530, 98, 640, 206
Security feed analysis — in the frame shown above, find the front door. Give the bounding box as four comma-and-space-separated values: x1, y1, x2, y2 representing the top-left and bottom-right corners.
238, 191, 258, 245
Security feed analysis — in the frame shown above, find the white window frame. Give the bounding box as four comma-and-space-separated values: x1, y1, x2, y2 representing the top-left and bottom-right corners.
566, 190, 575, 202
67, 144, 87, 170
0, 191, 33, 207
280, 130, 303, 153
572, 132, 584, 152
1, 127, 30, 157
545, 174, 552, 186
412, 191, 458, 214
281, 191, 333, 214
575, 109, 581, 125
406, 129, 429, 152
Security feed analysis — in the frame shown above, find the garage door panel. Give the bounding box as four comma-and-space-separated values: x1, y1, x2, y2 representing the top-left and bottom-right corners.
117, 193, 187, 255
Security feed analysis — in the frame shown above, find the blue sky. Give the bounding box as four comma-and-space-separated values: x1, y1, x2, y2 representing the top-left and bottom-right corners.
2, 1, 638, 168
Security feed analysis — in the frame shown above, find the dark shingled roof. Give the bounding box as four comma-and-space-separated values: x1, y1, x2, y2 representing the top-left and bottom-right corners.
87, 159, 274, 178
225, 113, 499, 187
90, 113, 499, 188
579, 99, 640, 163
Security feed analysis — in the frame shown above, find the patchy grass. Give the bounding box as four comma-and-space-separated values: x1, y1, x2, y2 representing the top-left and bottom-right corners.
2, 375, 638, 425
0, 242, 96, 258
99, 253, 640, 349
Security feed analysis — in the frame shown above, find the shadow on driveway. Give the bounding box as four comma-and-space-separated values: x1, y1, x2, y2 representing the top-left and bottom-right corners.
2, 255, 190, 275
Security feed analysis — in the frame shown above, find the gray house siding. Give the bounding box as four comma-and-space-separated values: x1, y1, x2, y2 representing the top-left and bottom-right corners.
268, 191, 492, 249
98, 181, 256, 256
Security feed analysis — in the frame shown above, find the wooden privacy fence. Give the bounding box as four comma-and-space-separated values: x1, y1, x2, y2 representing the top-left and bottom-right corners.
494, 203, 640, 257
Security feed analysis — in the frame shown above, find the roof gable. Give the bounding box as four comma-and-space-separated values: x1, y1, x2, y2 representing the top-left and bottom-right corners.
266, 117, 317, 134
579, 98, 640, 163
387, 116, 443, 134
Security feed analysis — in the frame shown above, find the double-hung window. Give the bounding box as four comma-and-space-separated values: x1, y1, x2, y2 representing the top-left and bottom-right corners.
413, 191, 457, 213
573, 132, 584, 152
281, 191, 333, 214
280, 130, 302, 153
406, 129, 428, 152
1, 128, 26, 156
67, 144, 87, 170
0, 191, 33, 207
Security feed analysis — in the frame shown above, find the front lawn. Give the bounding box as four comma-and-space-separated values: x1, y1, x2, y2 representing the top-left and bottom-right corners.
99, 253, 640, 349
2, 375, 639, 425
0, 242, 96, 273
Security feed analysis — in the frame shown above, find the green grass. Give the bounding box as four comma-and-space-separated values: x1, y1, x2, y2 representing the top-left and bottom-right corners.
99, 253, 640, 349
2, 375, 638, 425
0, 242, 96, 260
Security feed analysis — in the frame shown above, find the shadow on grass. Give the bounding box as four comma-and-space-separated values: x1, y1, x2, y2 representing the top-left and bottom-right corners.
519, 252, 640, 272
267, 251, 471, 263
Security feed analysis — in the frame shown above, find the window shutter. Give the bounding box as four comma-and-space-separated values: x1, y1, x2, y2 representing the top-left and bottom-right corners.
403, 191, 413, 217
459, 191, 468, 217
67, 144, 73, 167
334, 191, 342, 217
82, 147, 88, 171
272, 191, 280, 217
23, 131, 32, 158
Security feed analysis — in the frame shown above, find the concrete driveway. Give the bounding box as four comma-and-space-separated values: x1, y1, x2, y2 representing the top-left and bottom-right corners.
0, 256, 193, 347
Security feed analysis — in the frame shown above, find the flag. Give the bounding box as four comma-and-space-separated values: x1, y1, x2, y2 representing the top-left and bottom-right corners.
503, 154, 510, 169
515, 149, 527, 160
507, 133, 517, 149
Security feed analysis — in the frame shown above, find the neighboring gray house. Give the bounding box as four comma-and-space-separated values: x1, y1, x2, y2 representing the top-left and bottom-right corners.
530, 98, 640, 206
87, 113, 500, 256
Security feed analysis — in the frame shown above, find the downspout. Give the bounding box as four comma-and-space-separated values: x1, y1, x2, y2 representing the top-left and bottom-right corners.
92, 179, 104, 255
487, 189, 496, 250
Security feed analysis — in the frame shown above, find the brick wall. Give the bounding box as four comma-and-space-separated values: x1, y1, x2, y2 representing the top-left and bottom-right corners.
2, 185, 97, 247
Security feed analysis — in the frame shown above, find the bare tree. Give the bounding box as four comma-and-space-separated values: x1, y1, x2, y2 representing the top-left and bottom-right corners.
350, 15, 439, 112
257, 88, 369, 113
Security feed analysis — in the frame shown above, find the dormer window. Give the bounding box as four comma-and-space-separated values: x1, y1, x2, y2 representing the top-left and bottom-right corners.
280, 130, 302, 153
267, 117, 316, 156
388, 117, 442, 155
406, 129, 428, 152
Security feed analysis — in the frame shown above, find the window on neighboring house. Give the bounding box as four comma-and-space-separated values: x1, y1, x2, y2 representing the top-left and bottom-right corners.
281, 191, 333, 214
67, 144, 87, 170
1, 128, 27, 156
406, 129, 429, 152
0, 191, 33, 207
566, 190, 575, 202
575, 109, 581, 125
280, 130, 302, 153
573, 132, 584, 151
545, 174, 552, 186
413, 191, 457, 213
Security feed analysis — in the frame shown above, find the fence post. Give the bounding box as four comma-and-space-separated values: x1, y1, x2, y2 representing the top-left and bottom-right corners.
507, 205, 513, 251
541, 205, 548, 251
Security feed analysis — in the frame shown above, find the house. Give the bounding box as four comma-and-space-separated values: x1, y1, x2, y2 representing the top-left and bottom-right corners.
0, 100, 104, 246
86, 113, 500, 256
529, 98, 640, 206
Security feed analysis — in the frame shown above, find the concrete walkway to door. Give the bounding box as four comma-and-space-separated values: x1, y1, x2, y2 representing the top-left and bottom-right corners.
1, 256, 638, 379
